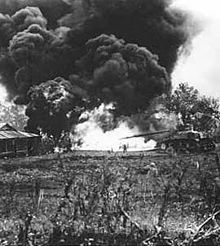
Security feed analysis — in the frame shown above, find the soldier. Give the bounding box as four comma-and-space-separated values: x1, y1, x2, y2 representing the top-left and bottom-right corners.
123, 144, 127, 153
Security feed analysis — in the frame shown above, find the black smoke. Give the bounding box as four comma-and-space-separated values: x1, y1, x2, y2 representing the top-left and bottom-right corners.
74, 34, 170, 116
63, 0, 196, 73
9, 23, 74, 102
0, 0, 198, 137
0, 0, 71, 28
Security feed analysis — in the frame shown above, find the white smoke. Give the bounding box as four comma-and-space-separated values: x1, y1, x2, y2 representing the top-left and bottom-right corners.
0, 82, 7, 103
72, 103, 156, 151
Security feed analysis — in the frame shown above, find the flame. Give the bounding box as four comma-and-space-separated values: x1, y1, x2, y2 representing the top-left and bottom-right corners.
72, 104, 156, 151
0, 83, 8, 103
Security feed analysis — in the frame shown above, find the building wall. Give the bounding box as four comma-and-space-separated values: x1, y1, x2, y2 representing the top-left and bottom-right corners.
0, 137, 41, 157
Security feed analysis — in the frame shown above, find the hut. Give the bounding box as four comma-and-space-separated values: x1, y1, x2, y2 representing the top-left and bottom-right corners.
0, 123, 41, 157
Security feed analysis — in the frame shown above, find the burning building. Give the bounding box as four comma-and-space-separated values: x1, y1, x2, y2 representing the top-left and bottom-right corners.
0, 123, 40, 157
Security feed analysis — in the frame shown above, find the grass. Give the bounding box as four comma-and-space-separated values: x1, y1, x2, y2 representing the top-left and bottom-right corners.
0, 150, 220, 245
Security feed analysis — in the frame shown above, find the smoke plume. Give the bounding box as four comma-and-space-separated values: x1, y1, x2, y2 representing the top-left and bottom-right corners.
75, 34, 170, 116
9, 24, 74, 103
0, 0, 71, 28
0, 0, 198, 138
63, 0, 197, 73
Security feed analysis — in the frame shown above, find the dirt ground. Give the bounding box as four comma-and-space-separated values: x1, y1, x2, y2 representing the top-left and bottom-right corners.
0, 150, 220, 245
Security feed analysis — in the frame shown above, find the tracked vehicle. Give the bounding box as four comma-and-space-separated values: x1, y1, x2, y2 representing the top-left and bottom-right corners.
123, 129, 216, 154
123, 111, 220, 154
155, 129, 216, 154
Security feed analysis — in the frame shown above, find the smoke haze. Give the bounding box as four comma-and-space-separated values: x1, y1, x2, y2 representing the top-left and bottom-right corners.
0, 0, 198, 138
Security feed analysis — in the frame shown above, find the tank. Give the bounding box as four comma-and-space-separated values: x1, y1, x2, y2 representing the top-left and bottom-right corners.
155, 129, 216, 154
122, 129, 216, 154
122, 111, 220, 154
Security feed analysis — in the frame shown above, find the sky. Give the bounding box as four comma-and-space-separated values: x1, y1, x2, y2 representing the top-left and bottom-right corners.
172, 0, 220, 99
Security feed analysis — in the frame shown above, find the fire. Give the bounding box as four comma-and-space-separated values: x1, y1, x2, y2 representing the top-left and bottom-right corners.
0, 83, 8, 103
72, 104, 156, 151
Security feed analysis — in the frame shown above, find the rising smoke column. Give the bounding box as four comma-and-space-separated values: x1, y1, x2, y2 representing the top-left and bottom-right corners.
0, 0, 71, 28
0, 14, 15, 47
0, 0, 198, 137
63, 0, 196, 73
22, 33, 170, 136
0, 6, 71, 97
9, 23, 74, 103
0, 7, 49, 96
0, 6, 48, 48
74, 34, 170, 116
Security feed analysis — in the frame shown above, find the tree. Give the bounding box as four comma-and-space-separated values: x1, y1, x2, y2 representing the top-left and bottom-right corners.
165, 83, 220, 133
25, 77, 86, 142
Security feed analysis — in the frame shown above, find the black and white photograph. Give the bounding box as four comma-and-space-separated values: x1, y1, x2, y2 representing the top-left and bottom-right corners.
0, 0, 220, 245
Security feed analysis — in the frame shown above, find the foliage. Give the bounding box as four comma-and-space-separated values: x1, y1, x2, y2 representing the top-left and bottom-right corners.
25, 77, 86, 140
165, 83, 220, 133
0, 151, 220, 245
38, 134, 56, 154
